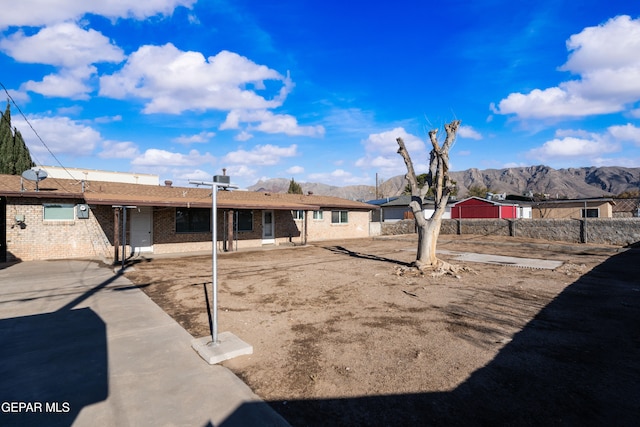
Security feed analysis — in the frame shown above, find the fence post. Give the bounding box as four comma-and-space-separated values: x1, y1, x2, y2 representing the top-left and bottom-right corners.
580, 219, 587, 244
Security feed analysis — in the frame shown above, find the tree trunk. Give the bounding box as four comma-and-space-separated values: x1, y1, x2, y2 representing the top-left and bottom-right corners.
397, 120, 461, 273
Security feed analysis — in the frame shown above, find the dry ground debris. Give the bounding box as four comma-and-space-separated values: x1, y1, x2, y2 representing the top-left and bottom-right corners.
124, 235, 640, 426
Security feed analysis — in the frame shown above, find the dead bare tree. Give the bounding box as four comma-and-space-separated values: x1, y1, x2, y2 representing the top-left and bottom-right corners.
396, 120, 462, 274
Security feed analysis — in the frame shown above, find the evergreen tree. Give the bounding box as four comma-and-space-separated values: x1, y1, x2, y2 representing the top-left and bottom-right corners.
0, 102, 12, 173
0, 102, 35, 174
13, 128, 35, 174
287, 177, 303, 194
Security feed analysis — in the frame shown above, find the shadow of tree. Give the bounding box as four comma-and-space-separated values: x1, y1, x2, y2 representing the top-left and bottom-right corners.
224, 248, 640, 426
323, 245, 413, 267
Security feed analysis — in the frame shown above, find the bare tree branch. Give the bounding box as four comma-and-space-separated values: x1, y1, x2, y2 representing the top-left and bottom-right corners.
396, 120, 462, 272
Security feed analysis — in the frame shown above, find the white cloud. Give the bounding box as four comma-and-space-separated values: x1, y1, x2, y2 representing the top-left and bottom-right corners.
307, 169, 370, 186
221, 109, 324, 137
0, 23, 124, 67
93, 115, 122, 124
132, 148, 215, 166
286, 165, 304, 174
607, 123, 640, 145
0, 0, 196, 29
222, 165, 259, 186
22, 66, 96, 100
496, 15, 640, 119
458, 125, 482, 140
355, 127, 427, 177
13, 116, 101, 158
528, 136, 612, 159
99, 45, 293, 114
99, 141, 140, 159
222, 144, 298, 166
234, 131, 254, 141
526, 124, 640, 161
1, 23, 125, 99
173, 131, 215, 144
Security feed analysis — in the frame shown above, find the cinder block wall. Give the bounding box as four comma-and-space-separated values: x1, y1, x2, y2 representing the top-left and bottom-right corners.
381, 218, 640, 246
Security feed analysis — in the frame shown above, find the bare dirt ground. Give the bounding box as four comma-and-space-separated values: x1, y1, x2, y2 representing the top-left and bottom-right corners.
124, 235, 640, 426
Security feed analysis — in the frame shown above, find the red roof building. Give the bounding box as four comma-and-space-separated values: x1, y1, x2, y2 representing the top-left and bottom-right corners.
451, 197, 519, 219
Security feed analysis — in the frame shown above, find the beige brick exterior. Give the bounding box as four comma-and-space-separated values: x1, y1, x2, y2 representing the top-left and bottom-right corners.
5, 198, 112, 261
531, 200, 614, 219
4, 200, 373, 261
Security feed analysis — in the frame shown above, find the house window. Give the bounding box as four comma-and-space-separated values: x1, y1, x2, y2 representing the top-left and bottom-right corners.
313, 210, 323, 220
176, 208, 210, 233
331, 210, 348, 224
236, 210, 253, 232
43, 204, 75, 221
582, 208, 599, 218
292, 210, 305, 220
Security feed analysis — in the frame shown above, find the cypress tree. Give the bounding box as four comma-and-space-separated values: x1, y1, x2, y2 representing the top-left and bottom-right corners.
0, 101, 12, 173
13, 128, 35, 174
287, 177, 303, 194
0, 101, 35, 174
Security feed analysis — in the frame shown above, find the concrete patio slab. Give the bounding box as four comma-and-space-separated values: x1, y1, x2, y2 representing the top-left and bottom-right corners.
0, 260, 289, 427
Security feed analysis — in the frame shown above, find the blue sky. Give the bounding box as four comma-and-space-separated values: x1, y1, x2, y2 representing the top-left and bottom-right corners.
1, 0, 640, 189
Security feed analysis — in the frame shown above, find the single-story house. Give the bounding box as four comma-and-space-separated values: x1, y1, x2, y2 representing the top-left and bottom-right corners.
0, 174, 377, 262
451, 197, 531, 219
524, 198, 615, 219
371, 195, 453, 222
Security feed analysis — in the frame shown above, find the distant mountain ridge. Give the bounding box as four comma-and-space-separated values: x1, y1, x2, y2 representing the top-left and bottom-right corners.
248, 166, 640, 201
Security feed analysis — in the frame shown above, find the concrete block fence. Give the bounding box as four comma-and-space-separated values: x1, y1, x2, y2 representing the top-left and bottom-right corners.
381, 218, 640, 247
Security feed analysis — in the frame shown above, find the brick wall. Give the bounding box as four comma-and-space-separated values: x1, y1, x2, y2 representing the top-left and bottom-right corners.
305, 210, 370, 242
3, 202, 374, 261
5, 198, 111, 261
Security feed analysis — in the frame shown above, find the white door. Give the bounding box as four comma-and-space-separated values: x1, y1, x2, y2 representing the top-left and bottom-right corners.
262, 210, 275, 244
130, 207, 153, 253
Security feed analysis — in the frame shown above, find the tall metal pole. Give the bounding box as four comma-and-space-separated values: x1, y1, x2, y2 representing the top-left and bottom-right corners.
190, 177, 238, 347
122, 207, 127, 271
211, 184, 218, 343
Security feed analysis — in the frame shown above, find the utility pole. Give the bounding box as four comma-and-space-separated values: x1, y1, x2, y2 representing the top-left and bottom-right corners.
188, 175, 252, 364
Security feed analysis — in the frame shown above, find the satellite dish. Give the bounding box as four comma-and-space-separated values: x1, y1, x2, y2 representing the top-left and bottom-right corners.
21, 168, 48, 191
21, 167, 48, 182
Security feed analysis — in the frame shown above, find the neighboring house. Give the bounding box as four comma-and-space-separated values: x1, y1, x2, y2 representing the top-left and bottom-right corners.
366, 196, 400, 222
374, 195, 453, 221
451, 197, 530, 219
0, 174, 376, 262
526, 198, 615, 219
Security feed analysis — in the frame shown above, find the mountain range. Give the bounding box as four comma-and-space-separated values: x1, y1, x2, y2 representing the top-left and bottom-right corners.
248, 166, 640, 201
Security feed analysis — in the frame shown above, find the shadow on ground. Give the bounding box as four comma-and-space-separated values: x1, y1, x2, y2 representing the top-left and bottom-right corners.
223, 248, 640, 426
0, 308, 108, 427
323, 245, 413, 267
0, 264, 130, 426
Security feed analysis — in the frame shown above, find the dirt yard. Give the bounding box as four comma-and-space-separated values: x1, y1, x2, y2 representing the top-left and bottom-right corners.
124, 235, 640, 426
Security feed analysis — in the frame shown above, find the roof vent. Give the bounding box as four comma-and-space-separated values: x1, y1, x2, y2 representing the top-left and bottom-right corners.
164, 180, 173, 187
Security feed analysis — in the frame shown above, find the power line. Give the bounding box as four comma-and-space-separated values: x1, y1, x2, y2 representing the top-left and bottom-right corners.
0, 81, 78, 182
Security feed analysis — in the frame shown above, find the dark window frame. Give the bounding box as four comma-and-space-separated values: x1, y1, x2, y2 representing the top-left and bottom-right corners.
176, 207, 211, 233
331, 210, 349, 224
581, 208, 599, 218
236, 210, 254, 232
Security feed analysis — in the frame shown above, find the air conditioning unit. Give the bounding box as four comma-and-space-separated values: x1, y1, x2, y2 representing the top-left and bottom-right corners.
213, 175, 230, 184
